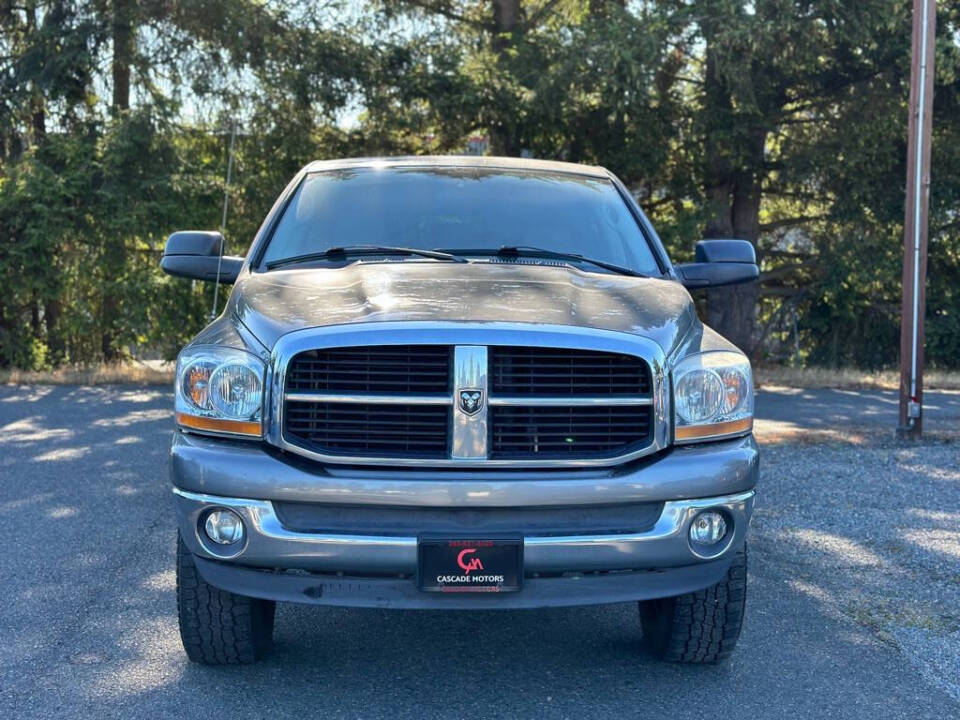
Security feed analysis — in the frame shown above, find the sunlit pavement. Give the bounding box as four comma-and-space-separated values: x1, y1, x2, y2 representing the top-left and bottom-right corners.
1, 385, 958, 719
755, 386, 960, 435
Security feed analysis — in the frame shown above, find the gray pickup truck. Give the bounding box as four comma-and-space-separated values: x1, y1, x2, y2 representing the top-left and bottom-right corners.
161, 156, 759, 665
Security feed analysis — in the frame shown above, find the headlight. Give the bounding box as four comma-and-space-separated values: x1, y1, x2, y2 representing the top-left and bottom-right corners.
175, 347, 265, 437
673, 351, 753, 443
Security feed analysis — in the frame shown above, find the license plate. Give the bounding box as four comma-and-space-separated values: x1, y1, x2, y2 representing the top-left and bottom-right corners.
417, 538, 523, 593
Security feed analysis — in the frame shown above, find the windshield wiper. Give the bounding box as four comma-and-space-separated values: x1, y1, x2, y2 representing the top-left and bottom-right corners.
265, 245, 467, 270
440, 245, 646, 277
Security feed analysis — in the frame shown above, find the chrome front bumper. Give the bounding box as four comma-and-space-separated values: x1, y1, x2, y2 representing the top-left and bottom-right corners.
174, 487, 755, 574
172, 432, 758, 607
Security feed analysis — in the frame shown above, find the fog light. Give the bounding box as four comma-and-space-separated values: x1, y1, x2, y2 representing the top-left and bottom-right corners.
689, 511, 727, 545
204, 508, 244, 545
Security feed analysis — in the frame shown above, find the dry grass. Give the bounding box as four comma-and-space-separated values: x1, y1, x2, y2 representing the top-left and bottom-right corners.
754, 423, 959, 446
0, 361, 174, 386
755, 365, 960, 391
3, 359, 960, 391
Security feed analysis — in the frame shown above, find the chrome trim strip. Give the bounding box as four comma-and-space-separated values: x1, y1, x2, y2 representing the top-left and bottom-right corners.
173, 487, 754, 572
525, 490, 753, 547
451, 345, 488, 459
268, 322, 669, 467
285, 392, 452, 405
173, 488, 418, 549
488, 395, 653, 406
524, 490, 754, 569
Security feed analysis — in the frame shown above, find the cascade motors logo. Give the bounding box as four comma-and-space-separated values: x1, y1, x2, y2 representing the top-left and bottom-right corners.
433, 540, 504, 587
457, 548, 484, 574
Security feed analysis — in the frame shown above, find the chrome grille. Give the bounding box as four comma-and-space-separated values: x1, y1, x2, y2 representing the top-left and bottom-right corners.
275, 327, 662, 467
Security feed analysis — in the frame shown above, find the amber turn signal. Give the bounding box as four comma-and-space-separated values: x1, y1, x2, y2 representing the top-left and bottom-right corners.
675, 418, 752, 441
175, 412, 262, 437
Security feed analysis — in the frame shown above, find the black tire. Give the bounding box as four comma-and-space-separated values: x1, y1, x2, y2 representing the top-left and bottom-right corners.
639, 543, 747, 663
176, 534, 276, 664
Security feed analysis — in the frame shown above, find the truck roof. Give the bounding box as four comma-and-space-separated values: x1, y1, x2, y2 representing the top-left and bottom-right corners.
303, 155, 611, 179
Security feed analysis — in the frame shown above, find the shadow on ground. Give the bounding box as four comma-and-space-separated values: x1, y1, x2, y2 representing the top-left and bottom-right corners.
0, 385, 957, 719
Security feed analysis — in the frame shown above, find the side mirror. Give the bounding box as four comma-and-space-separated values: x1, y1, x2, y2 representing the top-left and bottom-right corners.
160, 231, 245, 283
675, 239, 759, 289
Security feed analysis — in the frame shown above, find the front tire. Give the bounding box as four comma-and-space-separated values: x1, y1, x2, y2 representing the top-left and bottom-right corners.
176, 534, 276, 664
639, 543, 747, 663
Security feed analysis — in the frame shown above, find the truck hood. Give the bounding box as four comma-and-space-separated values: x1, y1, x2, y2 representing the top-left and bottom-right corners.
231, 261, 699, 357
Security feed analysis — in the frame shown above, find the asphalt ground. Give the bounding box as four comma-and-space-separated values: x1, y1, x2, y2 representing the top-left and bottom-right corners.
1, 385, 958, 719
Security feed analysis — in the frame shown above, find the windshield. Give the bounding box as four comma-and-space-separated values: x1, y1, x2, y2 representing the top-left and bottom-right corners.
259, 167, 662, 275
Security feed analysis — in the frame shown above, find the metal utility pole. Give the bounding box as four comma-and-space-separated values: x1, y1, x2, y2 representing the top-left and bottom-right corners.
898, 0, 936, 438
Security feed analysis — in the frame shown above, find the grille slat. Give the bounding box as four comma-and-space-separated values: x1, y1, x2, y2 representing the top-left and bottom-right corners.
490, 405, 651, 459
287, 345, 451, 394
491, 347, 651, 396
286, 402, 449, 457
286, 417, 446, 428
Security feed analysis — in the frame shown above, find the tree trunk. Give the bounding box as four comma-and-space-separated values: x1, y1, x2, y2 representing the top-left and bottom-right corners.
492, 0, 520, 41
0, 294, 8, 367
705, 185, 761, 354
588, 0, 625, 17
701, 50, 734, 238
27, 3, 46, 150
101, 0, 136, 361
704, 129, 765, 356
489, 0, 522, 156
700, 45, 766, 356
31, 96, 46, 147
44, 298, 65, 363
111, 0, 134, 111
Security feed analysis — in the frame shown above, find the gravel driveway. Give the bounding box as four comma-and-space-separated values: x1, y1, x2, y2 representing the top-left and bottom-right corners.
0, 385, 957, 719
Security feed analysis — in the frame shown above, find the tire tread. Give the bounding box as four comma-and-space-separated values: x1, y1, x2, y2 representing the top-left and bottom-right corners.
639, 544, 748, 663
176, 535, 275, 665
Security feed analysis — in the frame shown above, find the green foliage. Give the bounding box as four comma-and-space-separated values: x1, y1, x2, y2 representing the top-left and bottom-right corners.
0, 0, 959, 369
